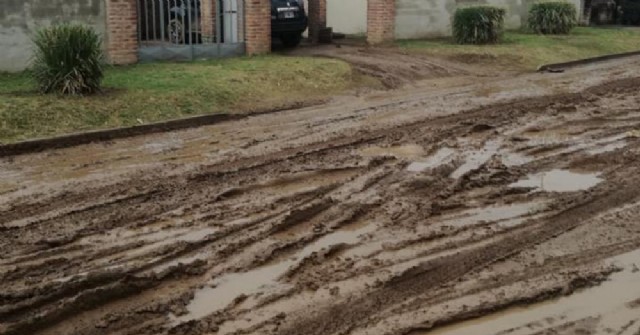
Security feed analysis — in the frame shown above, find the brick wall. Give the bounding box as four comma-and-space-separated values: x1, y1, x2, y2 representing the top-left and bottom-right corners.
105, 0, 138, 65
367, 0, 395, 44
106, 0, 268, 61
201, 0, 217, 43
308, 0, 327, 43
245, 0, 271, 54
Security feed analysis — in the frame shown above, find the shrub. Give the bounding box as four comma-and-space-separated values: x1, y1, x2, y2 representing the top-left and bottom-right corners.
32, 24, 104, 95
528, 2, 577, 35
453, 6, 506, 45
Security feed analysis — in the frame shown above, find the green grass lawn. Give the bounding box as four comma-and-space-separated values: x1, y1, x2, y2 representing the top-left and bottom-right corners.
2, 27, 640, 144
397, 27, 640, 70
0, 56, 372, 143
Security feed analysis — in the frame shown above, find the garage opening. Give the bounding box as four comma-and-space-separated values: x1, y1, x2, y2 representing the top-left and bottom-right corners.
137, 0, 246, 61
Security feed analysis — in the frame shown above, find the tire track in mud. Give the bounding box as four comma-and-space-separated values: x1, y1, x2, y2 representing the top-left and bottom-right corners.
1, 76, 640, 335
277, 173, 640, 335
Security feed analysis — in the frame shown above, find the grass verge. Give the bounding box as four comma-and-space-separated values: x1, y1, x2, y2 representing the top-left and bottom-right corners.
397, 27, 640, 71
0, 55, 375, 143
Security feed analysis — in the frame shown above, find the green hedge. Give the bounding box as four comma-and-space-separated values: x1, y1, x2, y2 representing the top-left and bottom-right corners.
32, 24, 104, 95
453, 6, 506, 45
528, 2, 577, 35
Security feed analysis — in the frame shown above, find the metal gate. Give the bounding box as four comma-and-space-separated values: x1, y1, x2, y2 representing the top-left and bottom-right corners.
137, 0, 245, 61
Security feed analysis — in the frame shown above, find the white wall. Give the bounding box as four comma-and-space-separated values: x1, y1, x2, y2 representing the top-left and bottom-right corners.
0, 0, 106, 72
301, 0, 367, 36
395, 0, 583, 40
327, 0, 367, 35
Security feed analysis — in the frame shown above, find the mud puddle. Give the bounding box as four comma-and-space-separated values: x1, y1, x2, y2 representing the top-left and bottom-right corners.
151, 251, 213, 273
414, 249, 640, 335
510, 169, 603, 192
438, 201, 548, 228
450, 142, 499, 178
172, 222, 377, 323
407, 141, 529, 174
455, 140, 533, 172
521, 128, 577, 144
361, 144, 425, 159
407, 148, 457, 172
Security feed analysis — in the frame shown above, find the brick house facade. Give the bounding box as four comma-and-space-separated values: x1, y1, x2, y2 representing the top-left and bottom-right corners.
308, 0, 327, 43
367, 0, 395, 44
104, 0, 395, 65
0, 0, 585, 70
244, 0, 272, 54
105, 0, 272, 65
307, 0, 395, 44
106, 0, 139, 65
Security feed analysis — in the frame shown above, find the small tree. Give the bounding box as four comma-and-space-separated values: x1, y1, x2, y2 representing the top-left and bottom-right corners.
453, 6, 507, 45
528, 2, 577, 35
32, 24, 104, 95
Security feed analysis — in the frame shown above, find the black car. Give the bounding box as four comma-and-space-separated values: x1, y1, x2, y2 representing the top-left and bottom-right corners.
271, 0, 308, 47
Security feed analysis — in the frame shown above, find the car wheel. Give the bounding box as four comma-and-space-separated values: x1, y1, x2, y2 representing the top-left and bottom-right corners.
281, 34, 302, 48
168, 19, 184, 44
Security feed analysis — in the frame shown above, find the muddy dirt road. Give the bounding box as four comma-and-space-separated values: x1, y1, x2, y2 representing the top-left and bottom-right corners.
2, 55, 640, 335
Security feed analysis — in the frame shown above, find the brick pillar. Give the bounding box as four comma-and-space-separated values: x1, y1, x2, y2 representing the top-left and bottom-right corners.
367, 0, 395, 45
106, 0, 139, 65
245, 0, 271, 54
308, 0, 327, 43
201, 0, 217, 43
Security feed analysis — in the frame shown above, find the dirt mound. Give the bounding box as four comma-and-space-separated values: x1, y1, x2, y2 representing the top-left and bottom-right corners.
287, 45, 467, 88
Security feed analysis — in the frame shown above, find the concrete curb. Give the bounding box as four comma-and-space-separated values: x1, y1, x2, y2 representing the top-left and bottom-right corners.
0, 100, 324, 158
537, 50, 640, 72
0, 114, 240, 158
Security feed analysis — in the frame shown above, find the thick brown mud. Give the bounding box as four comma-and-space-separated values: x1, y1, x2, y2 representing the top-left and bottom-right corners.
2, 55, 640, 335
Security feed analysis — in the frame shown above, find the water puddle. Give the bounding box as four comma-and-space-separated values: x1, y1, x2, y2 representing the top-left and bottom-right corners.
407, 148, 457, 172
173, 223, 377, 323
453, 140, 533, 177
361, 144, 425, 159
450, 145, 497, 179
499, 151, 532, 167
510, 169, 603, 192
415, 249, 640, 335
408, 141, 531, 176
439, 201, 548, 228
